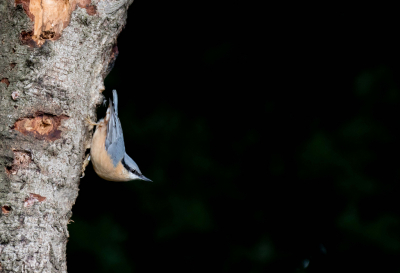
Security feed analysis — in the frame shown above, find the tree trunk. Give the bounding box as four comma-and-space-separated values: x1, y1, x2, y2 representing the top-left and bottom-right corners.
0, 0, 132, 271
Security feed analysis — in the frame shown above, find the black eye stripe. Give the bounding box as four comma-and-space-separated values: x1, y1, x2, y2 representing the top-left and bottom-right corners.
121, 158, 138, 175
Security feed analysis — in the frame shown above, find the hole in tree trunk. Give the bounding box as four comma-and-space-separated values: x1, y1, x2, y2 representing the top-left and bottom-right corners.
2, 205, 11, 214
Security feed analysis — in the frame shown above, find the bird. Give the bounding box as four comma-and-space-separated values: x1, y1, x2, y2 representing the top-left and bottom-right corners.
85, 90, 152, 182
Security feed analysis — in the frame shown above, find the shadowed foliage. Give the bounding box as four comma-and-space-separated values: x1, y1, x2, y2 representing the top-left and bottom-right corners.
68, 2, 400, 273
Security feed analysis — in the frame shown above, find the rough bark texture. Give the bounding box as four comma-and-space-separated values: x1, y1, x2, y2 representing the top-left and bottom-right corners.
0, 0, 132, 271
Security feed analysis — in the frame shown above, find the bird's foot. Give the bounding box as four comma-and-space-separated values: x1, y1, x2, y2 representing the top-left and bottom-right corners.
80, 154, 91, 179
85, 116, 100, 127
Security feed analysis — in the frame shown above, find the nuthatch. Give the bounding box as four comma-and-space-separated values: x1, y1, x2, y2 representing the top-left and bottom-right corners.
86, 90, 152, 182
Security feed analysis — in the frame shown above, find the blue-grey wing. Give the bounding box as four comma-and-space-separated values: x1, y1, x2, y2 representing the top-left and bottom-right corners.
105, 90, 125, 167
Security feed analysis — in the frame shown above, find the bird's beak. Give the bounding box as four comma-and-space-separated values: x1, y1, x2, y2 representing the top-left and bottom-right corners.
140, 175, 153, 182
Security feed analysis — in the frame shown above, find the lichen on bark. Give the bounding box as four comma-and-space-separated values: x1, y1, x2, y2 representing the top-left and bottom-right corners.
0, 0, 133, 271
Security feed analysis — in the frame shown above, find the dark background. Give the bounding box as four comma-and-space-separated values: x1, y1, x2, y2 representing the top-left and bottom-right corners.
68, 2, 400, 272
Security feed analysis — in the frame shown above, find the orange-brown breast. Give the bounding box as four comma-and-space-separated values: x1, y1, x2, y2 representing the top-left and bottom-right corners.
90, 121, 131, 182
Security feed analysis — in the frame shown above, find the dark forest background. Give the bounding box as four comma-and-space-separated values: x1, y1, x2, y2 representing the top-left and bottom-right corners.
68, 2, 400, 272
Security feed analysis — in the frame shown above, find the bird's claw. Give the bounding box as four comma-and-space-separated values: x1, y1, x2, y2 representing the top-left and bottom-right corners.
80, 154, 91, 179
85, 116, 100, 127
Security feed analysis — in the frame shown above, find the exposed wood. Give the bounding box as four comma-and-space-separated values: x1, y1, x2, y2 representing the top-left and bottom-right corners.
15, 0, 98, 46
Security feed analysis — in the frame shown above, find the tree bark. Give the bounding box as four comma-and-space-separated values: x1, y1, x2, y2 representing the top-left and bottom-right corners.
0, 0, 132, 271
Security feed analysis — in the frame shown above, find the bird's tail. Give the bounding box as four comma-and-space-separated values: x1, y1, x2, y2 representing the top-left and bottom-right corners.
106, 89, 118, 122
112, 89, 118, 115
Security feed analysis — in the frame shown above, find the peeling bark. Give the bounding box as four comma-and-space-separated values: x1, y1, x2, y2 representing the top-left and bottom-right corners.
0, 0, 132, 272
12, 113, 69, 141
15, 0, 99, 46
